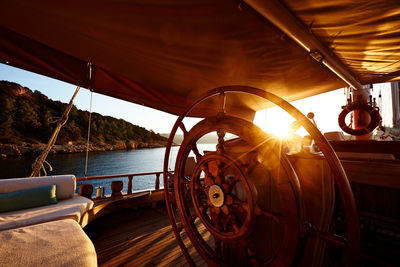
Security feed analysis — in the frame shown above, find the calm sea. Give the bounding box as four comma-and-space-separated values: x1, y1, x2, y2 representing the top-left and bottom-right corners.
0, 144, 216, 196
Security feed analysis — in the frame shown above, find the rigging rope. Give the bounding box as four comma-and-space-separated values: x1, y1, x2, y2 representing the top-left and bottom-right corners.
84, 62, 94, 176
30, 86, 81, 177
84, 90, 93, 177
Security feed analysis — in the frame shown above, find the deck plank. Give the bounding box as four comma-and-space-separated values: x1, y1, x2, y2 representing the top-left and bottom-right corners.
85, 207, 207, 266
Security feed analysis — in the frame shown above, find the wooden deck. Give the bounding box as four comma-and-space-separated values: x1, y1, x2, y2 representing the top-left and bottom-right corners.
84, 206, 208, 266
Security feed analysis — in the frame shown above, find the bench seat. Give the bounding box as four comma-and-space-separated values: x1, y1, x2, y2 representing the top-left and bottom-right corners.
0, 219, 97, 266
0, 195, 93, 231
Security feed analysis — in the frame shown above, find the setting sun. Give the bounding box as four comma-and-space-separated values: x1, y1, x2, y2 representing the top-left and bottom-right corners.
253, 88, 351, 138
270, 121, 292, 138
254, 106, 302, 138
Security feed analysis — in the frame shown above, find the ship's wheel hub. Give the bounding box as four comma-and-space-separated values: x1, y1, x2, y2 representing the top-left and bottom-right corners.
208, 185, 224, 208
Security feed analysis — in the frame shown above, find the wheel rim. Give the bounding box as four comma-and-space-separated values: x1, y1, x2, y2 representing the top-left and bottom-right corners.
163, 86, 360, 266
174, 115, 302, 266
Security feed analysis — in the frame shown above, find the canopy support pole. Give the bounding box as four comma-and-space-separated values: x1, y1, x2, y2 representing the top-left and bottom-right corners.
84, 62, 94, 177
84, 90, 93, 177
30, 86, 81, 177
245, 0, 363, 90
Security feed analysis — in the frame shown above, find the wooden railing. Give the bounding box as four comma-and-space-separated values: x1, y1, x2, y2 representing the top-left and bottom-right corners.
330, 140, 400, 159
77, 171, 164, 195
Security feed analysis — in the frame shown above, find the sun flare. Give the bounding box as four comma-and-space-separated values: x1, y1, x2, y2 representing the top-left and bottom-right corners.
254, 107, 298, 138
270, 123, 292, 138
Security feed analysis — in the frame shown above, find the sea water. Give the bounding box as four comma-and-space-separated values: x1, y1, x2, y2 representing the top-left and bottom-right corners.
0, 144, 216, 196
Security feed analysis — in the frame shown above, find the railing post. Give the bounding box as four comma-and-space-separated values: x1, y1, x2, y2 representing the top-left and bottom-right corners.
155, 173, 160, 190
128, 175, 133, 194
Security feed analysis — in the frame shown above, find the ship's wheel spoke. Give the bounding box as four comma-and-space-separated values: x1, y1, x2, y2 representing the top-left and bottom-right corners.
214, 238, 222, 258
214, 238, 222, 262
176, 223, 184, 234
191, 143, 203, 161
239, 239, 261, 267
216, 160, 224, 174
218, 92, 226, 113
210, 208, 222, 231
221, 205, 230, 215
221, 213, 236, 232
189, 214, 198, 224
255, 205, 281, 224
193, 180, 202, 190
221, 214, 229, 231
232, 222, 240, 232
205, 176, 214, 187
239, 163, 250, 176
306, 222, 347, 248
225, 194, 234, 205
214, 161, 226, 185
221, 183, 230, 193
215, 175, 224, 185
216, 159, 225, 169
210, 205, 221, 215
247, 246, 261, 267
230, 171, 242, 182
216, 128, 226, 153
202, 166, 215, 186
222, 179, 238, 193
179, 122, 188, 137
249, 257, 260, 267
227, 214, 240, 232
199, 203, 211, 215
230, 194, 249, 211
194, 179, 207, 191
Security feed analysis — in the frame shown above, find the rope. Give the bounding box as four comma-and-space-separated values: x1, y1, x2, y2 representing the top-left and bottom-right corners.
30, 86, 81, 177
84, 90, 93, 176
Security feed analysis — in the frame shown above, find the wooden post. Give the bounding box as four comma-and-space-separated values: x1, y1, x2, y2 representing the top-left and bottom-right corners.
152, 173, 161, 209
79, 184, 93, 199
155, 173, 160, 191
128, 175, 133, 195
111, 181, 123, 199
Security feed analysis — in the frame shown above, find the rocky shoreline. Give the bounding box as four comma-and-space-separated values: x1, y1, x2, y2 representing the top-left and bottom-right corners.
0, 140, 168, 158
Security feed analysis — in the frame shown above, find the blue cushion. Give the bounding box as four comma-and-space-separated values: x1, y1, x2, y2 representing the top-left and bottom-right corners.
0, 184, 57, 212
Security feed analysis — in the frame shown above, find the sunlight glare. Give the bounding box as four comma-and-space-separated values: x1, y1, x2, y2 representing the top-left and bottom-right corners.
271, 121, 292, 138
254, 108, 299, 138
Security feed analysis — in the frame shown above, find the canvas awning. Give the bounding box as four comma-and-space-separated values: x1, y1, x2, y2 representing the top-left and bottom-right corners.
0, 0, 399, 119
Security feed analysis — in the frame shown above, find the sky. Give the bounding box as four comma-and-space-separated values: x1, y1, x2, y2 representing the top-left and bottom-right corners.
0, 63, 181, 134
0, 63, 392, 136
254, 82, 393, 136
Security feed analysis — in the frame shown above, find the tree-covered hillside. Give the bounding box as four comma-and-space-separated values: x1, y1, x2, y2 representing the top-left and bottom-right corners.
0, 81, 167, 146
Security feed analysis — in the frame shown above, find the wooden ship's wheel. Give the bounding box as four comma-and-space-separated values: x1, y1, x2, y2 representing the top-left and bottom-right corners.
163, 86, 359, 266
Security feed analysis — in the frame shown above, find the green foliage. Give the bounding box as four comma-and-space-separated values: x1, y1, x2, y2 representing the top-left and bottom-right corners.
0, 81, 168, 145
0, 97, 15, 142
13, 97, 41, 133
